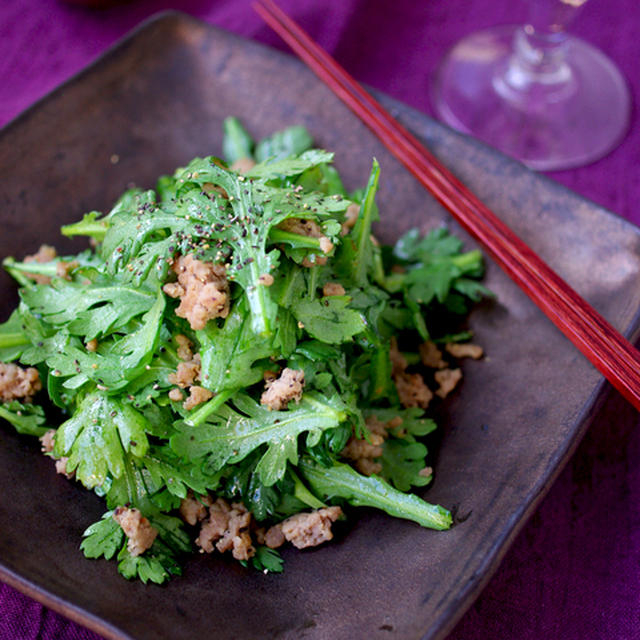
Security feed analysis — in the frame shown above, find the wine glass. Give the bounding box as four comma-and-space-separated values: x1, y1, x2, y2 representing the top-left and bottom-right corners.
431, 0, 631, 171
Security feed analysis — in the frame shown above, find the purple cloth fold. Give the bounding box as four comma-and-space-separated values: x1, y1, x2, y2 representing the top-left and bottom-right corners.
1, 1, 639, 638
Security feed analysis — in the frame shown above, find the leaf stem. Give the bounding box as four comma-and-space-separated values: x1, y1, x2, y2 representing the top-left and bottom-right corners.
185, 388, 235, 427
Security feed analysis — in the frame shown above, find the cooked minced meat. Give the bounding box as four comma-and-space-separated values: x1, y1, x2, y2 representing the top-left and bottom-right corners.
40, 429, 55, 453
23, 244, 56, 284
179, 492, 213, 526
40, 430, 74, 478
168, 388, 184, 402
54, 458, 75, 479
174, 334, 194, 362
263, 525, 286, 549
445, 342, 484, 360
183, 385, 214, 411
389, 338, 432, 409
279, 507, 343, 549
322, 282, 346, 297
168, 354, 202, 389
230, 157, 256, 174
163, 255, 229, 330
277, 217, 333, 267
55, 259, 79, 281
419, 341, 447, 369
85, 338, 99, 352
113, 507, 158, 557
341, 414, 405, 477
341, 203, 360, 234
395, 371, 433, 409
341, 433, 384, 464
196, 499, 255, 561
260, 367, 305, 411
434, 368, 463, 398
0, 363, 42, 402
389, 337, 408, 375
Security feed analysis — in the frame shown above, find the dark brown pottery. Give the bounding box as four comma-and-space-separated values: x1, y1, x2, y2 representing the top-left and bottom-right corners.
1, 12, 639, 640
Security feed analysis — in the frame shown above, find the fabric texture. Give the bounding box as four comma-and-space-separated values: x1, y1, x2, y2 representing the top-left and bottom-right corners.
0, 1, 638, 638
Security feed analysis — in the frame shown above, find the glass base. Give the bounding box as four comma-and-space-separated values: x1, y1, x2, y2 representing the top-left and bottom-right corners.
431, 26, 631, 171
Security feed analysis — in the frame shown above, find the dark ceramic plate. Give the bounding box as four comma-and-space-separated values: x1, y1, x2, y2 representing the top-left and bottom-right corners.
1, 12, 639, 640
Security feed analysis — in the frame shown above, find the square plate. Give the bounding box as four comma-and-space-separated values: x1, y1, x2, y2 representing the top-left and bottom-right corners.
1, 12, 639, 640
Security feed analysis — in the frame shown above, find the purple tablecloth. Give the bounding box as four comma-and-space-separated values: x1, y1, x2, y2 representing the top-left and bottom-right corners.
1, 1, 639, 638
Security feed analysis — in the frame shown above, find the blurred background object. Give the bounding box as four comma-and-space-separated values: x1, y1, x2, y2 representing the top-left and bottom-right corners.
432, 0, 631, 170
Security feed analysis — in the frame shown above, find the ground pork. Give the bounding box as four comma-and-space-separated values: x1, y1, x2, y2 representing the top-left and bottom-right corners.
445, 342, 484, 360
341, 203, 360, 235
434, 368, 463, 398
55, 259, 79, 280
341, 433, 384, 462
163, 255, 229, 330
260, 368, 305, 411
85, 338, 98, 352
354, 458, 382, 476
23, 244, 56, 284
113, 507, 158, 557
389, 338, 432, 409
263, 525, 286, 549
230, 157, 256, 174
389, 337, 408, 375
322, 282, 346, 297
196, 499, 255, 561
39, 430, 75, 478
167, 350, 212, 410
168, 354, 201, 389
40, 429, 55, 453
340, 415, 402, 477
277, 217, 333, 267
174, 334, 193, 362
419, 341, 447, 369
179, 492, 213, 526
395, 371, 433, 408
0, 363, 42, 402
183, 385, 214, 411
279, 507, 343, 549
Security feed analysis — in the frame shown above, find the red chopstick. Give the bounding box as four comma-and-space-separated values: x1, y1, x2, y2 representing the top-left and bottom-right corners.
254, 0, 640, 411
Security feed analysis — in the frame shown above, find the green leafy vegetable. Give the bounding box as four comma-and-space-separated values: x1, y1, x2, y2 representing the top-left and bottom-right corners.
0, 118, 490, 583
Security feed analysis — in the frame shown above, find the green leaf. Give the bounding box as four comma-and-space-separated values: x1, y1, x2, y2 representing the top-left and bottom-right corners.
250, 546, 284, 573
171, 392, 347, 487
0, 401, 48, 436
54, 392, 150, 489
61, 211, 109, 242
291, 296, 365, 344
143, 445, 221, 499
380, 438, 431, 492
299, 458, 451, 530
0, 310, 29, 361
223, 116, 255, 164
116, 540, 180, 585
254, 125, 313, 163
29, 292, 164, 392
247, 150, 334, 181
81, 511, 124, 560
334, 160, 380, 287
20, 279, 157, 340
197, 304, 273, 393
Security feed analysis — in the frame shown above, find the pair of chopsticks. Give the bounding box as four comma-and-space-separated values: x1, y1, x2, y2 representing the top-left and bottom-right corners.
254, 0, 640, 412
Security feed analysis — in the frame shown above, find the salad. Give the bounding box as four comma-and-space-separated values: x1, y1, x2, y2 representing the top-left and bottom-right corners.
0, 118, 489, 583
